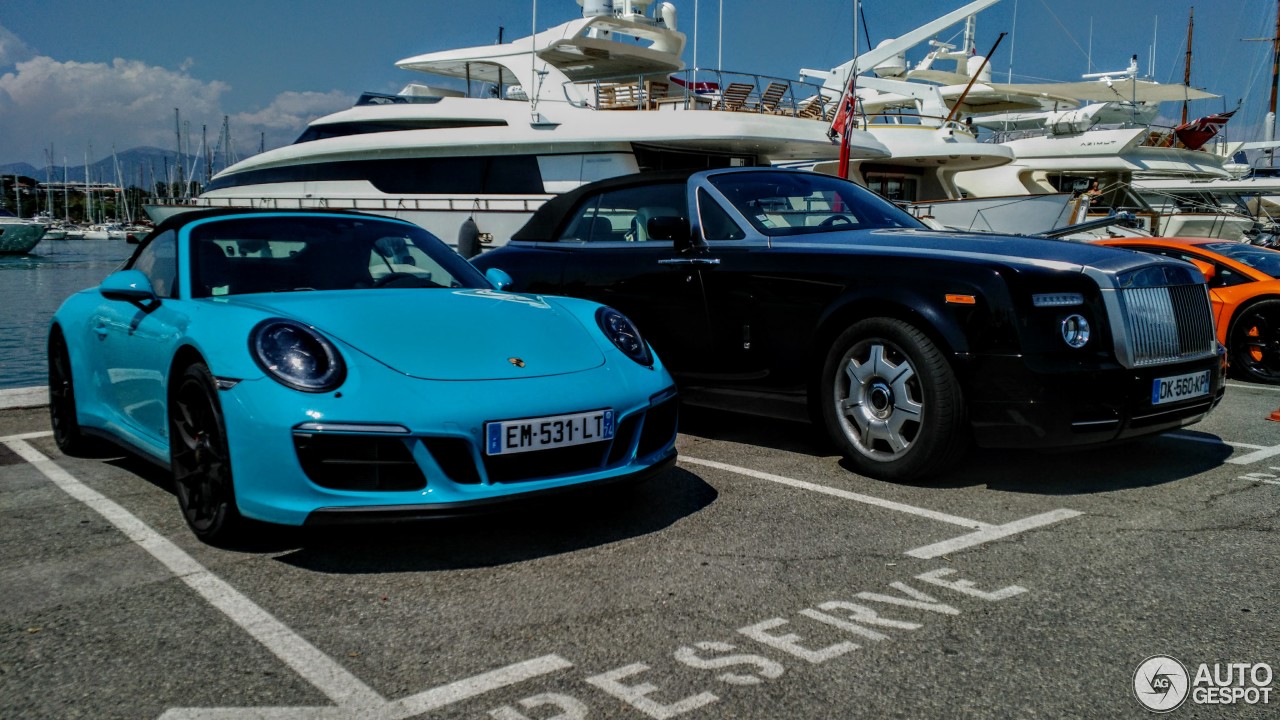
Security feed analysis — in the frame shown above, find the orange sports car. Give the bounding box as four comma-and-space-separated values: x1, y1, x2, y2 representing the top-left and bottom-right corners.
1095, 238, 1280, 385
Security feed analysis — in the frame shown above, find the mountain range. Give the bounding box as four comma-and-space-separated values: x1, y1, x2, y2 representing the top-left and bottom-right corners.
0, 147, 250, 188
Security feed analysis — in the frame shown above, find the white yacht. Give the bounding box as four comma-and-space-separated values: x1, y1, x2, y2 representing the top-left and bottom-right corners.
144, 0, 889, 250
836, 7, 1236, 236
0, 210, 48, 254
793, 0, 1016, 204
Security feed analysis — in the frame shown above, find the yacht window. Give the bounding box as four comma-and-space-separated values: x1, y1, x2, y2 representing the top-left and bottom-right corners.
204, 156, 544, 195
558, 183, 686, 243
293, 119, 507, 144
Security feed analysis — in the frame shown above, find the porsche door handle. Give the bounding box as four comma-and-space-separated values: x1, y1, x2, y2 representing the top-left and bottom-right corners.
93, 324, 108, 338
657, 257, 721, 266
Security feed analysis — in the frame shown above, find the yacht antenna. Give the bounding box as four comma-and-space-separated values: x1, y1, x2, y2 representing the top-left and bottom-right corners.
1181, 7, 1193, 125
718, 0, 723, 69
1243, 0, 1278, 164
1008, 0, 1017, 81
945, 32, 1007, 124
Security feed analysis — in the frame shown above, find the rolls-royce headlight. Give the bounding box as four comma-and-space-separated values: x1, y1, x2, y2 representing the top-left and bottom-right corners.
595, 307, 653, 367
1061, 314, 1091, 349
249, 319, 346, 392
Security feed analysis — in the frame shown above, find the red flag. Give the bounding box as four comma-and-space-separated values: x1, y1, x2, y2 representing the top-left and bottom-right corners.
1173, 110, 1235, 151
830, 80, 858, 179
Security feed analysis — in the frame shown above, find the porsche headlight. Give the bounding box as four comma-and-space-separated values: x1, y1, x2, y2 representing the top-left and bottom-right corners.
595, 307, 653, 367
249, 319, 346, 392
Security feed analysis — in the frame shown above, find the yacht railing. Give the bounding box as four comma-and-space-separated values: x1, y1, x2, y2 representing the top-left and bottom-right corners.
150, 195, 551, 214
565, 70, 835, 122
863, 113, 974, 135
985, 123, 1200, 149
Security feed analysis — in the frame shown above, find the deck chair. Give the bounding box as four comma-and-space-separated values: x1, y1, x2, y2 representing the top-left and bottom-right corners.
755, 82, 788, 112
792, 94, 827, 119
644, 80, 670, 109
716, 82, 754, 111
599, 82, 642, 110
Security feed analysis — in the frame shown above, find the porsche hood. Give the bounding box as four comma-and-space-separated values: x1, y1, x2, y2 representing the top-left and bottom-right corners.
225, 289, 606, 381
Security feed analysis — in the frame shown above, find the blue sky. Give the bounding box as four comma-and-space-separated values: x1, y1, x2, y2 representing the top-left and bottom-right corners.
0, 0, 1275, 167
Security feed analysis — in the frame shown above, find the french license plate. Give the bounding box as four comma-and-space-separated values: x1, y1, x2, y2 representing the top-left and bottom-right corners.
485, 409, 614, 456
1151, 370, 1211, 405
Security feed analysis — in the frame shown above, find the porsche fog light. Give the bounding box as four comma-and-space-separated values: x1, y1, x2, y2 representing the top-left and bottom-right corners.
595, 307, 653, 366
250, 319, 346, 392
1060, 314, 1091, 349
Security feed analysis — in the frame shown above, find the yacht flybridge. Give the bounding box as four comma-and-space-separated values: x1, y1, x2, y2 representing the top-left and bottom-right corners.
144, 0, 889, 249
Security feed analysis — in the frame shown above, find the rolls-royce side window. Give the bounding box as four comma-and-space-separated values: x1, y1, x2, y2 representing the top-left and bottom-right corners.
557, 183, 687, 243
698, 189, 746, 241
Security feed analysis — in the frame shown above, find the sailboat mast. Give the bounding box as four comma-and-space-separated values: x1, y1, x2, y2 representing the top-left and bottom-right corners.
1269, 0, 1279, 151
1181, 7, 1193, 125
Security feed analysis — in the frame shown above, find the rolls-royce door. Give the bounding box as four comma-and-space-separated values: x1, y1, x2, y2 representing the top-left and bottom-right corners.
553, 182, 714, 374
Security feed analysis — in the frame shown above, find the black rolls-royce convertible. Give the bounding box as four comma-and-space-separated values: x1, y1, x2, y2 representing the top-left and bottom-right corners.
472, 168, 1226, 481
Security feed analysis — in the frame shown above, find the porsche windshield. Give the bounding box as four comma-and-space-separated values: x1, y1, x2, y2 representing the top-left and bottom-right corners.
188, 216, 489, 297
708, 171, 925, 237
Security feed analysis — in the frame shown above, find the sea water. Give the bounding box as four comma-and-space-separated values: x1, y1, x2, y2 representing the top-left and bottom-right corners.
0, 239, 133, 389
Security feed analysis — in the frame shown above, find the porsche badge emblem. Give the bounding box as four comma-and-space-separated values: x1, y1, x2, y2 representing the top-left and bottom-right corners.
508, 357, 526, 368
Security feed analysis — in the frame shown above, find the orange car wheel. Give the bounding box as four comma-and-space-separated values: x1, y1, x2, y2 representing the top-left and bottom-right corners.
1228, 299, 1280, 385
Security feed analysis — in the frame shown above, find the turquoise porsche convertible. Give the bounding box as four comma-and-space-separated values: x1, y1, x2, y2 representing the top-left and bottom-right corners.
49, 210, 678, 544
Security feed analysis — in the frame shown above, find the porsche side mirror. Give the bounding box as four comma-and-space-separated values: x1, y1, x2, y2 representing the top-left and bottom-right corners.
100, 270, 158, 303
485, 267, 514, 291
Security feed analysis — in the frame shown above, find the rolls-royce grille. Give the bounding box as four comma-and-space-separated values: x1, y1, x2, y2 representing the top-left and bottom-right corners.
1121, 284, 1215, 367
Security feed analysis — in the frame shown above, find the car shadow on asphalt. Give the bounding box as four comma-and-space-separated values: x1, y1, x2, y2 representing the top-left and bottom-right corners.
676, 406, 1236, 495
908, 433, 1236, 494
270, 467, 717, 572
103, 451, 719, 563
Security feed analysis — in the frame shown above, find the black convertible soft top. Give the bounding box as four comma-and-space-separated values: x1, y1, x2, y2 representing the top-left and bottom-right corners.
511, 169, 698, 242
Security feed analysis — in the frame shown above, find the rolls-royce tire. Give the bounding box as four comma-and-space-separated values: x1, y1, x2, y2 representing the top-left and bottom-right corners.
820, 318, 968, 481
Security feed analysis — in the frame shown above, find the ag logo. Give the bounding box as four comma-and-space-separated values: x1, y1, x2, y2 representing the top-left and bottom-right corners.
1135, 655, 1189, 712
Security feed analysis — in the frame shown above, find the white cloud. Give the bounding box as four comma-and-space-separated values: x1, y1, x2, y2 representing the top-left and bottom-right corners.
0, 24, 33, 67
0, 25, 348, 166
229, 90, 350, 156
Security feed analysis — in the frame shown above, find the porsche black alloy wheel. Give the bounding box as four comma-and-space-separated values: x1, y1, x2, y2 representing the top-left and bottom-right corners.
1229, 299, 1280, 385
47, 329, 99, 456
170, 362, 244, 544
820, 318, 968, 481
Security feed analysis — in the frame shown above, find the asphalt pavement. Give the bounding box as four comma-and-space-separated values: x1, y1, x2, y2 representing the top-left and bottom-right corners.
1, 383, 1277, 719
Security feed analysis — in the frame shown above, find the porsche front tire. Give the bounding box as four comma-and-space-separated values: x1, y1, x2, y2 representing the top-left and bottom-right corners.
169, 362, 246, 545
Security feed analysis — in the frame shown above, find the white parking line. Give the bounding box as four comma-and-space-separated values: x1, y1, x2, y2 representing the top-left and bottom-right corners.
1162, 431, 1264, 450
680, 456, 992, 530
3, 437, 570, 718
680, 456, 1082, 557
0, 430, 54, 442
159, 655, 574, 719
1226, 446, 1280, 465
904, 510, 1084, 559
1226, 382, 1280, 392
